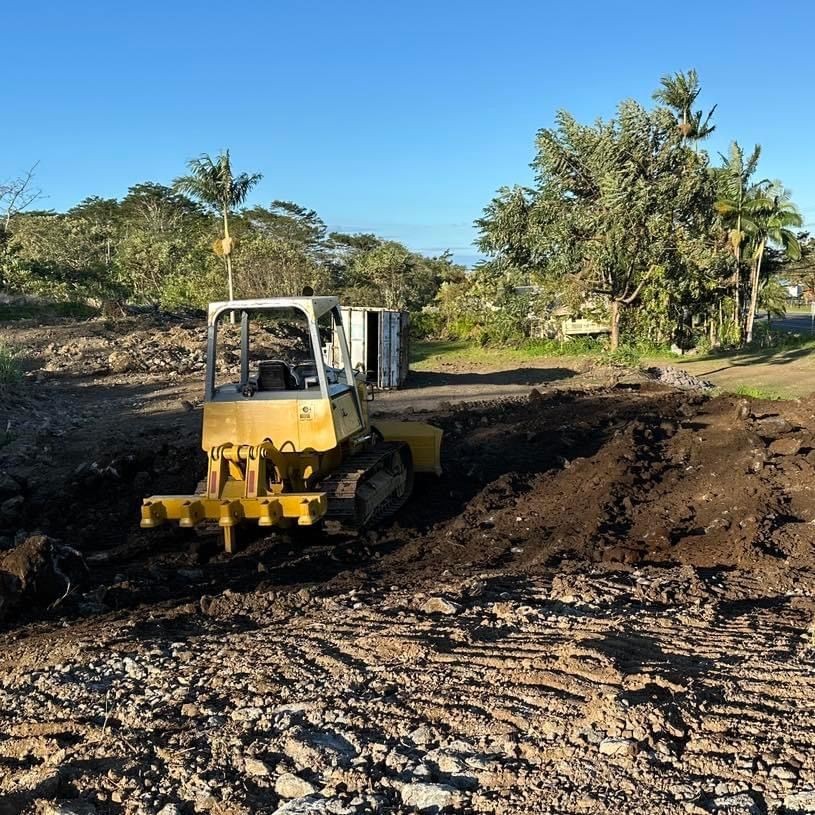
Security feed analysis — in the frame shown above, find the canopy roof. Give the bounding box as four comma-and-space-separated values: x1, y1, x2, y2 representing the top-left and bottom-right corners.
207, 297, 339, 325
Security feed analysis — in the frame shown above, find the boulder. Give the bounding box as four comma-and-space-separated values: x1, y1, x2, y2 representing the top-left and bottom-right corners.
275, 772, 317, 799
784, 789, 815, 814
400, 782, 458, 812
107, 350, 134, 373
421, 596, 461, 615
768, 437, 802, 456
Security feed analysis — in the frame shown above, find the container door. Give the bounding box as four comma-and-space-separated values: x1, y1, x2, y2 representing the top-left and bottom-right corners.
399, 311, 410, 386
348, 308, 366, 373
378, 311, 400, 389
334, 308, 366, 372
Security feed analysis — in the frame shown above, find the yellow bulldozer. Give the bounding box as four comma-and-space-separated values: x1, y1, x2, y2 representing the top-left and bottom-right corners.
140, 296, 442, 552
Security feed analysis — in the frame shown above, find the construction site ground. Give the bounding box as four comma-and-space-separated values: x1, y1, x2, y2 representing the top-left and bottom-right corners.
3, 314, 815, 815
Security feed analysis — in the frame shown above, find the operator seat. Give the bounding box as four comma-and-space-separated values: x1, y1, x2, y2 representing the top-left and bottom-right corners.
257, 360, 298, 391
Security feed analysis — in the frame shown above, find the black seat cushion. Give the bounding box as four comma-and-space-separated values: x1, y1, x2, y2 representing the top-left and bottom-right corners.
257, 360, 297, 391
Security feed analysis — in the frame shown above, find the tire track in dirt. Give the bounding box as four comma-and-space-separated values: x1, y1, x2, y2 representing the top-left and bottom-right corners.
6, 388, 815, 813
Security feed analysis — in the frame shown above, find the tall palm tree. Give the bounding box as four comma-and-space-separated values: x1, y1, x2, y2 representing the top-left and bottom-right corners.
174, 150, 262, 304
743, 185, 802, 343
653, 69, 716, 143
713, 142, 763, 338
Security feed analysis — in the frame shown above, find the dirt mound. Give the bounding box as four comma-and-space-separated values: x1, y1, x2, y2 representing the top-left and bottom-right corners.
5, 312, 307, 381
0, 535, 87, 622
372, 389, 815, 589
645, 365, 715, 390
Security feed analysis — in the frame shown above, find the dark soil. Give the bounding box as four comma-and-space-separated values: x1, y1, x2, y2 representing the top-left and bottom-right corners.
2, 315, 815, 814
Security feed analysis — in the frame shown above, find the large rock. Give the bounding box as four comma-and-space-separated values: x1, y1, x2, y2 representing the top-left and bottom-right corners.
400, 782, 458, 812
598, 737, 638, 757
0, 535, 87, 622
784, 790, 815, 813
707, 792, 763, 814
275, 773, 317, 799
107, 350, 134, 373
272, 797, 331, 815
421, 596, 460, 615
768, 437, 802, 456
244, 756, 273, 777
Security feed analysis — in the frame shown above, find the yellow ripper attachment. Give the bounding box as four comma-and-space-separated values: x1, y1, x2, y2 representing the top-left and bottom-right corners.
140, 493, 326, 552
140, 440, 327, 553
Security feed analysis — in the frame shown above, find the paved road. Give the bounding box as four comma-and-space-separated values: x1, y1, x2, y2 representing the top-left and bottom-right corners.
761, 311, 815, 333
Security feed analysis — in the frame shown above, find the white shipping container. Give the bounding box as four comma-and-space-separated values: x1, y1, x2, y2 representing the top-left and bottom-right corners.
327, 307, 409, 389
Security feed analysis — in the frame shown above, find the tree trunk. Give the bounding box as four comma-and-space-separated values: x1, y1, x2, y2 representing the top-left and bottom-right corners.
732, 253, 740, 330
610, 300, 621, 352
744, 239, 765, 344
223, 208, 235, 323
733, 203, 742, 342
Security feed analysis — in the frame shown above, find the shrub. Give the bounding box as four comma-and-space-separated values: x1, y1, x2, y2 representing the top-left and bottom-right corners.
0, 345, 23, 385
410, 310, 444, 339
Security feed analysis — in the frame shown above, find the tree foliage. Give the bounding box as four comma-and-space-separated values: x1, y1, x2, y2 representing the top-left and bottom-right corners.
0, 158, 458, 315
465, 70, 801, 351
477, 101, 728, 349
174, 150, 262, 304
653, 69, 716, 142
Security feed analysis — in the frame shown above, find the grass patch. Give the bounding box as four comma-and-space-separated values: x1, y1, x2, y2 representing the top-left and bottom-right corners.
0, 345, 23, 385
411, 337, 680, 369
723, 384, 788, 401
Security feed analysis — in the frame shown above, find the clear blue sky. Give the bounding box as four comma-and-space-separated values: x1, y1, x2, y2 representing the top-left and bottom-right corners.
4, 0, 815, 265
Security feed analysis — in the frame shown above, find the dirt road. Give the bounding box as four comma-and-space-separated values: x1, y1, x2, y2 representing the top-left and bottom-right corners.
2, 316, 815, 814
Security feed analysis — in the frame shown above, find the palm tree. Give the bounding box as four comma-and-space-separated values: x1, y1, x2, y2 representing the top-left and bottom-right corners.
653, 69, 716, 143
743, 185, 802, 343
713, 142, 763, 338
758, 277, 788, 330
174, 150, 262, 304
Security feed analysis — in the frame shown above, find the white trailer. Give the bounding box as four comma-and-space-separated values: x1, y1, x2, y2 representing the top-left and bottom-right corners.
327, 307, 409, 389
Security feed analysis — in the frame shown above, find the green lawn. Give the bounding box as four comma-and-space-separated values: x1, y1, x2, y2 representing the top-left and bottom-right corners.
410, 337, 604, 368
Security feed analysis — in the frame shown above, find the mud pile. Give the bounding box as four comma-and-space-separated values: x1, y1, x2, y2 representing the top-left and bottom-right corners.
420, 390, 815, 577
0, 535, 86, 622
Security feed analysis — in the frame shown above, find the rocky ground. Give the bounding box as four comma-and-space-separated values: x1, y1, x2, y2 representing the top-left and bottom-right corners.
2, 315, 815, 814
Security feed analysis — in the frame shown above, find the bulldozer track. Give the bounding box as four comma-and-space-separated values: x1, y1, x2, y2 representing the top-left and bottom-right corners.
321, 442, 413, 531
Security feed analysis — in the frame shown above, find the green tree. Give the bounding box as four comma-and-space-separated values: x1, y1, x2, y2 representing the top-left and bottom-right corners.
6, 212, 118, 298
779, 232, 815, 297
758, 277, 788, 324
713, 142, 763, 336
743, 185, 802, 342
120, 182, 202, 233
348, 241, 423, 310
245, 201, 327, 249
232, 232, 331, 298
652, 69, 716, 143
174, 150, 262, 304
478, 101, 724, 350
